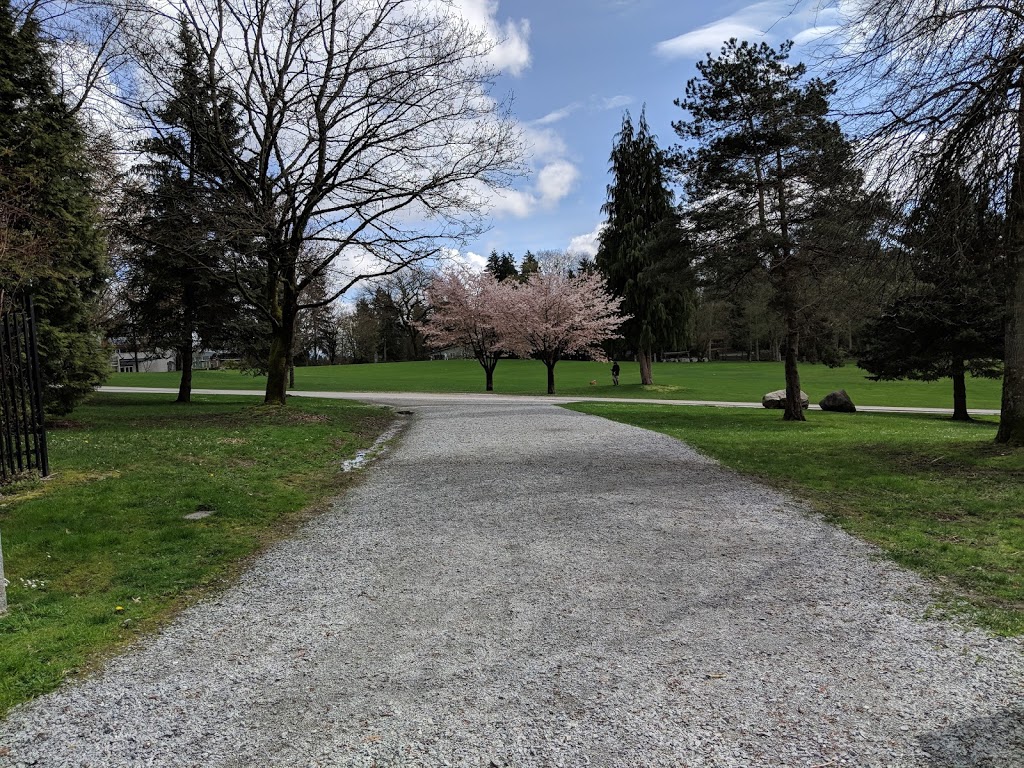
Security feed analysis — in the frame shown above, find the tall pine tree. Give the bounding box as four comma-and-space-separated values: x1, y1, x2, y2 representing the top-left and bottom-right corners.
597, 109, 690, 385
484, 250, 519, 282
0, 0, 107, 414
674, 40, 874, 421
120, 20, 248, 403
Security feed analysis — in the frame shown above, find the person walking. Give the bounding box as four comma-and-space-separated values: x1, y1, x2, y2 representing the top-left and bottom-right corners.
611, 361, 620, 386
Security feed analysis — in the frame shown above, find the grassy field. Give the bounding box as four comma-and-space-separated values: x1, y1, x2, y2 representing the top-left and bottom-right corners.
567, 403, 1024, 635
0, 392, 392, 715
108, 358, 1003, 410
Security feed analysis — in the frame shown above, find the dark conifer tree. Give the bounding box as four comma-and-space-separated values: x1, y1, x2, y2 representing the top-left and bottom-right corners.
0, 0, 107, 414
120, 20, 248, 402
484, 250, 519, 282
597, 109, 690, 385
859, 173, 1004, 420
485, 250, 502, 279
519, 251, 540, 281
674, 40, 874, 421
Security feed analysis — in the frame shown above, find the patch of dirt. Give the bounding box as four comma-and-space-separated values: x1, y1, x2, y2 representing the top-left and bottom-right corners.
872, 445, 1024, 481
243, 406, 330, 426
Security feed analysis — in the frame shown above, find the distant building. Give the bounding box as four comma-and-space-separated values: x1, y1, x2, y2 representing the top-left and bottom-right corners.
429, 345, 474, 361
109, 340, 175, 373
107, 340, 225, 373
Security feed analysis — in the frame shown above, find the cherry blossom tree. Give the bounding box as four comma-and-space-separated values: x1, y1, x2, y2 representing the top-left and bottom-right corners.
501, 272, 625, 395
420, 268, 511, 391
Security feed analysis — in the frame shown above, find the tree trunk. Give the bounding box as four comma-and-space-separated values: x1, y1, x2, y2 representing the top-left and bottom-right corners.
998, 71, 1024, 443
477, 354, 499, 391
783, 311, 805, 422
999, 255, 1024, 442
951, 357, 970, 421
177, 276, 198, 404
546, 360, 557, 395
176, 344, 193, 403
638, 348, 654, 385
266, 310, 297, 405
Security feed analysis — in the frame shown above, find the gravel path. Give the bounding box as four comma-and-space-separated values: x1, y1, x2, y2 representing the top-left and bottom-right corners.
1, 399, 1022, 767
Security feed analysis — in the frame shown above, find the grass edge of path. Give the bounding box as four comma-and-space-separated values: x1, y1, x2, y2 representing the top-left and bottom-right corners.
0, 393, 402, 717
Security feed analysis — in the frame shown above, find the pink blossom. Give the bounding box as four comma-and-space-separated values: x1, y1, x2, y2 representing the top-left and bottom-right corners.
499, 272, 626, 394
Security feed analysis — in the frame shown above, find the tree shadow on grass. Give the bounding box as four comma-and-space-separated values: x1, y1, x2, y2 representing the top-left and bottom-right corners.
918, 708, 1024, 767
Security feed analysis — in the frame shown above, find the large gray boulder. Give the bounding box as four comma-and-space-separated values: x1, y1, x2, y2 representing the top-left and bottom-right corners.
761, 389, 809, 410
820, 389, 856, 413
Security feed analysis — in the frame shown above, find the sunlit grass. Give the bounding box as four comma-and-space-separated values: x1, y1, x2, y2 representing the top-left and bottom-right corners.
0, 392, 392, 715
566, 403, 1024, 635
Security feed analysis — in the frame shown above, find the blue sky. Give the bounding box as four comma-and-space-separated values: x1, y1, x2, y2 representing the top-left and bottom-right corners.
458, 0, 839, 267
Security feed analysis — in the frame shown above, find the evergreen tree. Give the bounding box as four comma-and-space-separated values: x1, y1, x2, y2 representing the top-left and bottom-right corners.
484, 250, 519, 282
120, 20, 247, 402
498, 253, 519, 281
674, 40, 875, 421
597, 109, 691, 385
0, 0, 107, 414
485, 250, 502, 279
519, 251, 540, 281
859, 173, 1004, 420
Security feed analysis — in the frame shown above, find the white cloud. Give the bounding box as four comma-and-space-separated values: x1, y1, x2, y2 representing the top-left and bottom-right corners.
536, 161, 579, 205
567, 223, 606, 259
654, 1, 843, 60
481, 159, 579, 218
521, 124, 569, 163
535, 104, 579, 125
451, 0, 531, 76
532, 95, 632, 127
656, 21, 765, 59
791, 25, 838, 45
441, 247, 488, 272
601, 95, 633, 110
487, 187, 535, 218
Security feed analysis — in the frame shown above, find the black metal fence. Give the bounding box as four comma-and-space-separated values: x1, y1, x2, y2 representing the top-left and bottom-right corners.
0, 294, 48, 483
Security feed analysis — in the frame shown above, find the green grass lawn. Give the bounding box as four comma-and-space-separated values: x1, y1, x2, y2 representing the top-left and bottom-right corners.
0, 392, 393, 716
108, 358, 1003, 410
567, 402, 1024, 635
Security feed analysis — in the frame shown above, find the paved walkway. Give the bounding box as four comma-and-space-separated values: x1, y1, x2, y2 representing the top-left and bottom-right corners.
0, 397, 1020, 767
97, 386, 1001, 416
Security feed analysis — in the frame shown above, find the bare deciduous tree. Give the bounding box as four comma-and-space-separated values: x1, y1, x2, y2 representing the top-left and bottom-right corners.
129, 0, 524, 404
11, 0, 136, 118
376, 266, 434, 360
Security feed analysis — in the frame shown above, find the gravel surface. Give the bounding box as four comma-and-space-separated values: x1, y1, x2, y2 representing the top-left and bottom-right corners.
1, 399, 1022, 767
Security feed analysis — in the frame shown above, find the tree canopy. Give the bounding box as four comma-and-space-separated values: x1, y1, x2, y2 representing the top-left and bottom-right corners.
859, 172, 1004, 419
674, 39, 876, 421
127, 0, 524, 405
0, 0, 107, 414
500, 272, 624, 395
119, 21, 247, 403
597, 109, 691, 385
826, 0, 1024, 442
